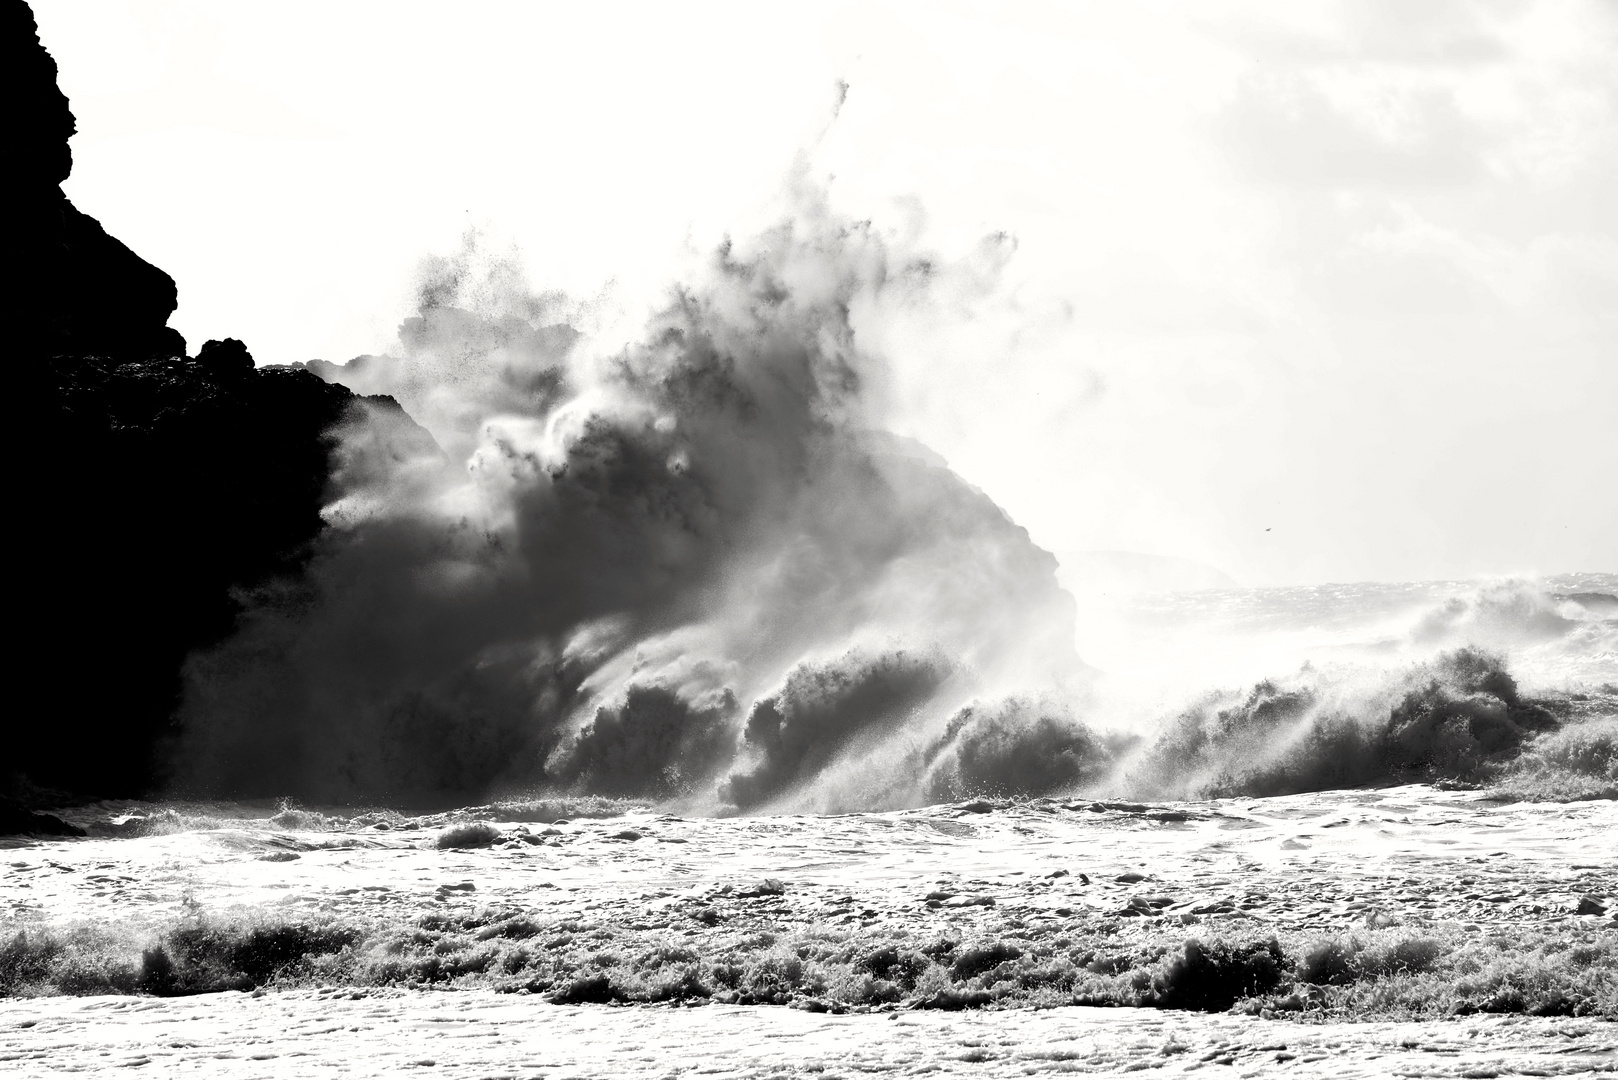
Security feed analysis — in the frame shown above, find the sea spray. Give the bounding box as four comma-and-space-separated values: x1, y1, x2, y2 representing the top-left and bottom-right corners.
172, 208, 1080, 808
167, 205, 1616, 810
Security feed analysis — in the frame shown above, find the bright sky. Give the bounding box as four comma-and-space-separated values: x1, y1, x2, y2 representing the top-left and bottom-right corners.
35, 0, 1617, 587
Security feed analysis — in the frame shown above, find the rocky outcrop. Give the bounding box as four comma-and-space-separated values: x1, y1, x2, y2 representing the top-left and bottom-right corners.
10, 1, 427, 798
45, 199, 188, 360
9, 1, 184, 363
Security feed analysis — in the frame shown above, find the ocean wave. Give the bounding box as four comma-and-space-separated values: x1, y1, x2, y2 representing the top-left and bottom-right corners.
1113, 647, 1615, 802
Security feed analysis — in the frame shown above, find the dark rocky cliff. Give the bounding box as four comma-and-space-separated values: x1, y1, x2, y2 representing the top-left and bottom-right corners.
8, 1, 422, 802
9, 1, 185, 364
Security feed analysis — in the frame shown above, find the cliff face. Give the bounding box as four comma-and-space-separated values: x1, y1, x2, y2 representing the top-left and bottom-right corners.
9, 1, 418, 800
9, 1, 185, 363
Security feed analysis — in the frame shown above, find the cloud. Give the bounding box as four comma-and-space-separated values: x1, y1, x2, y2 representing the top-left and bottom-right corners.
1205, 0, 1516, 70
1216, 77, 1490, 190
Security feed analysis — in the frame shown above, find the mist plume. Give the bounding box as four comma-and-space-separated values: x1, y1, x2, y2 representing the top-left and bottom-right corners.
173, 204, 1081, 810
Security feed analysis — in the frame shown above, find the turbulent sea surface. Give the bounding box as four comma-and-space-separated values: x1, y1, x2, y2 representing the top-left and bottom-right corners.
4, 574, 1614, 1075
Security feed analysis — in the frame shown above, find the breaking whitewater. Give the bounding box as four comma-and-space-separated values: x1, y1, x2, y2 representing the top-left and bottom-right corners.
5, 221, 1616, 1074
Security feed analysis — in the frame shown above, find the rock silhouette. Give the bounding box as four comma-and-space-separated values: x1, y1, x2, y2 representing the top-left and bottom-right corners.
9, 0, 428, 798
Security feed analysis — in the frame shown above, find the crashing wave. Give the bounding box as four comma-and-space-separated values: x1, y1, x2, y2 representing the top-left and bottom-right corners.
172, 211, 1078, 810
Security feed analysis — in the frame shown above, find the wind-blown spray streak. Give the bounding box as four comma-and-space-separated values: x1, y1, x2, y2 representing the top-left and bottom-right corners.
173, 209, 1083, 809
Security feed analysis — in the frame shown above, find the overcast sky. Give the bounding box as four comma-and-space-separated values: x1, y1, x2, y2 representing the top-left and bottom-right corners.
36, 0, 1617, 587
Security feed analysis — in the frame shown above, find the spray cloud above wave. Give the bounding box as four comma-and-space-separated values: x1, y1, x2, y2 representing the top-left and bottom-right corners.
173, 200, 1085, 810
169, 202, 1616, 813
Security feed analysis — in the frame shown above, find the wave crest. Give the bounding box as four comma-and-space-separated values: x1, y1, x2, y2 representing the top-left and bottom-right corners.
1117, 648, 1605, 800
